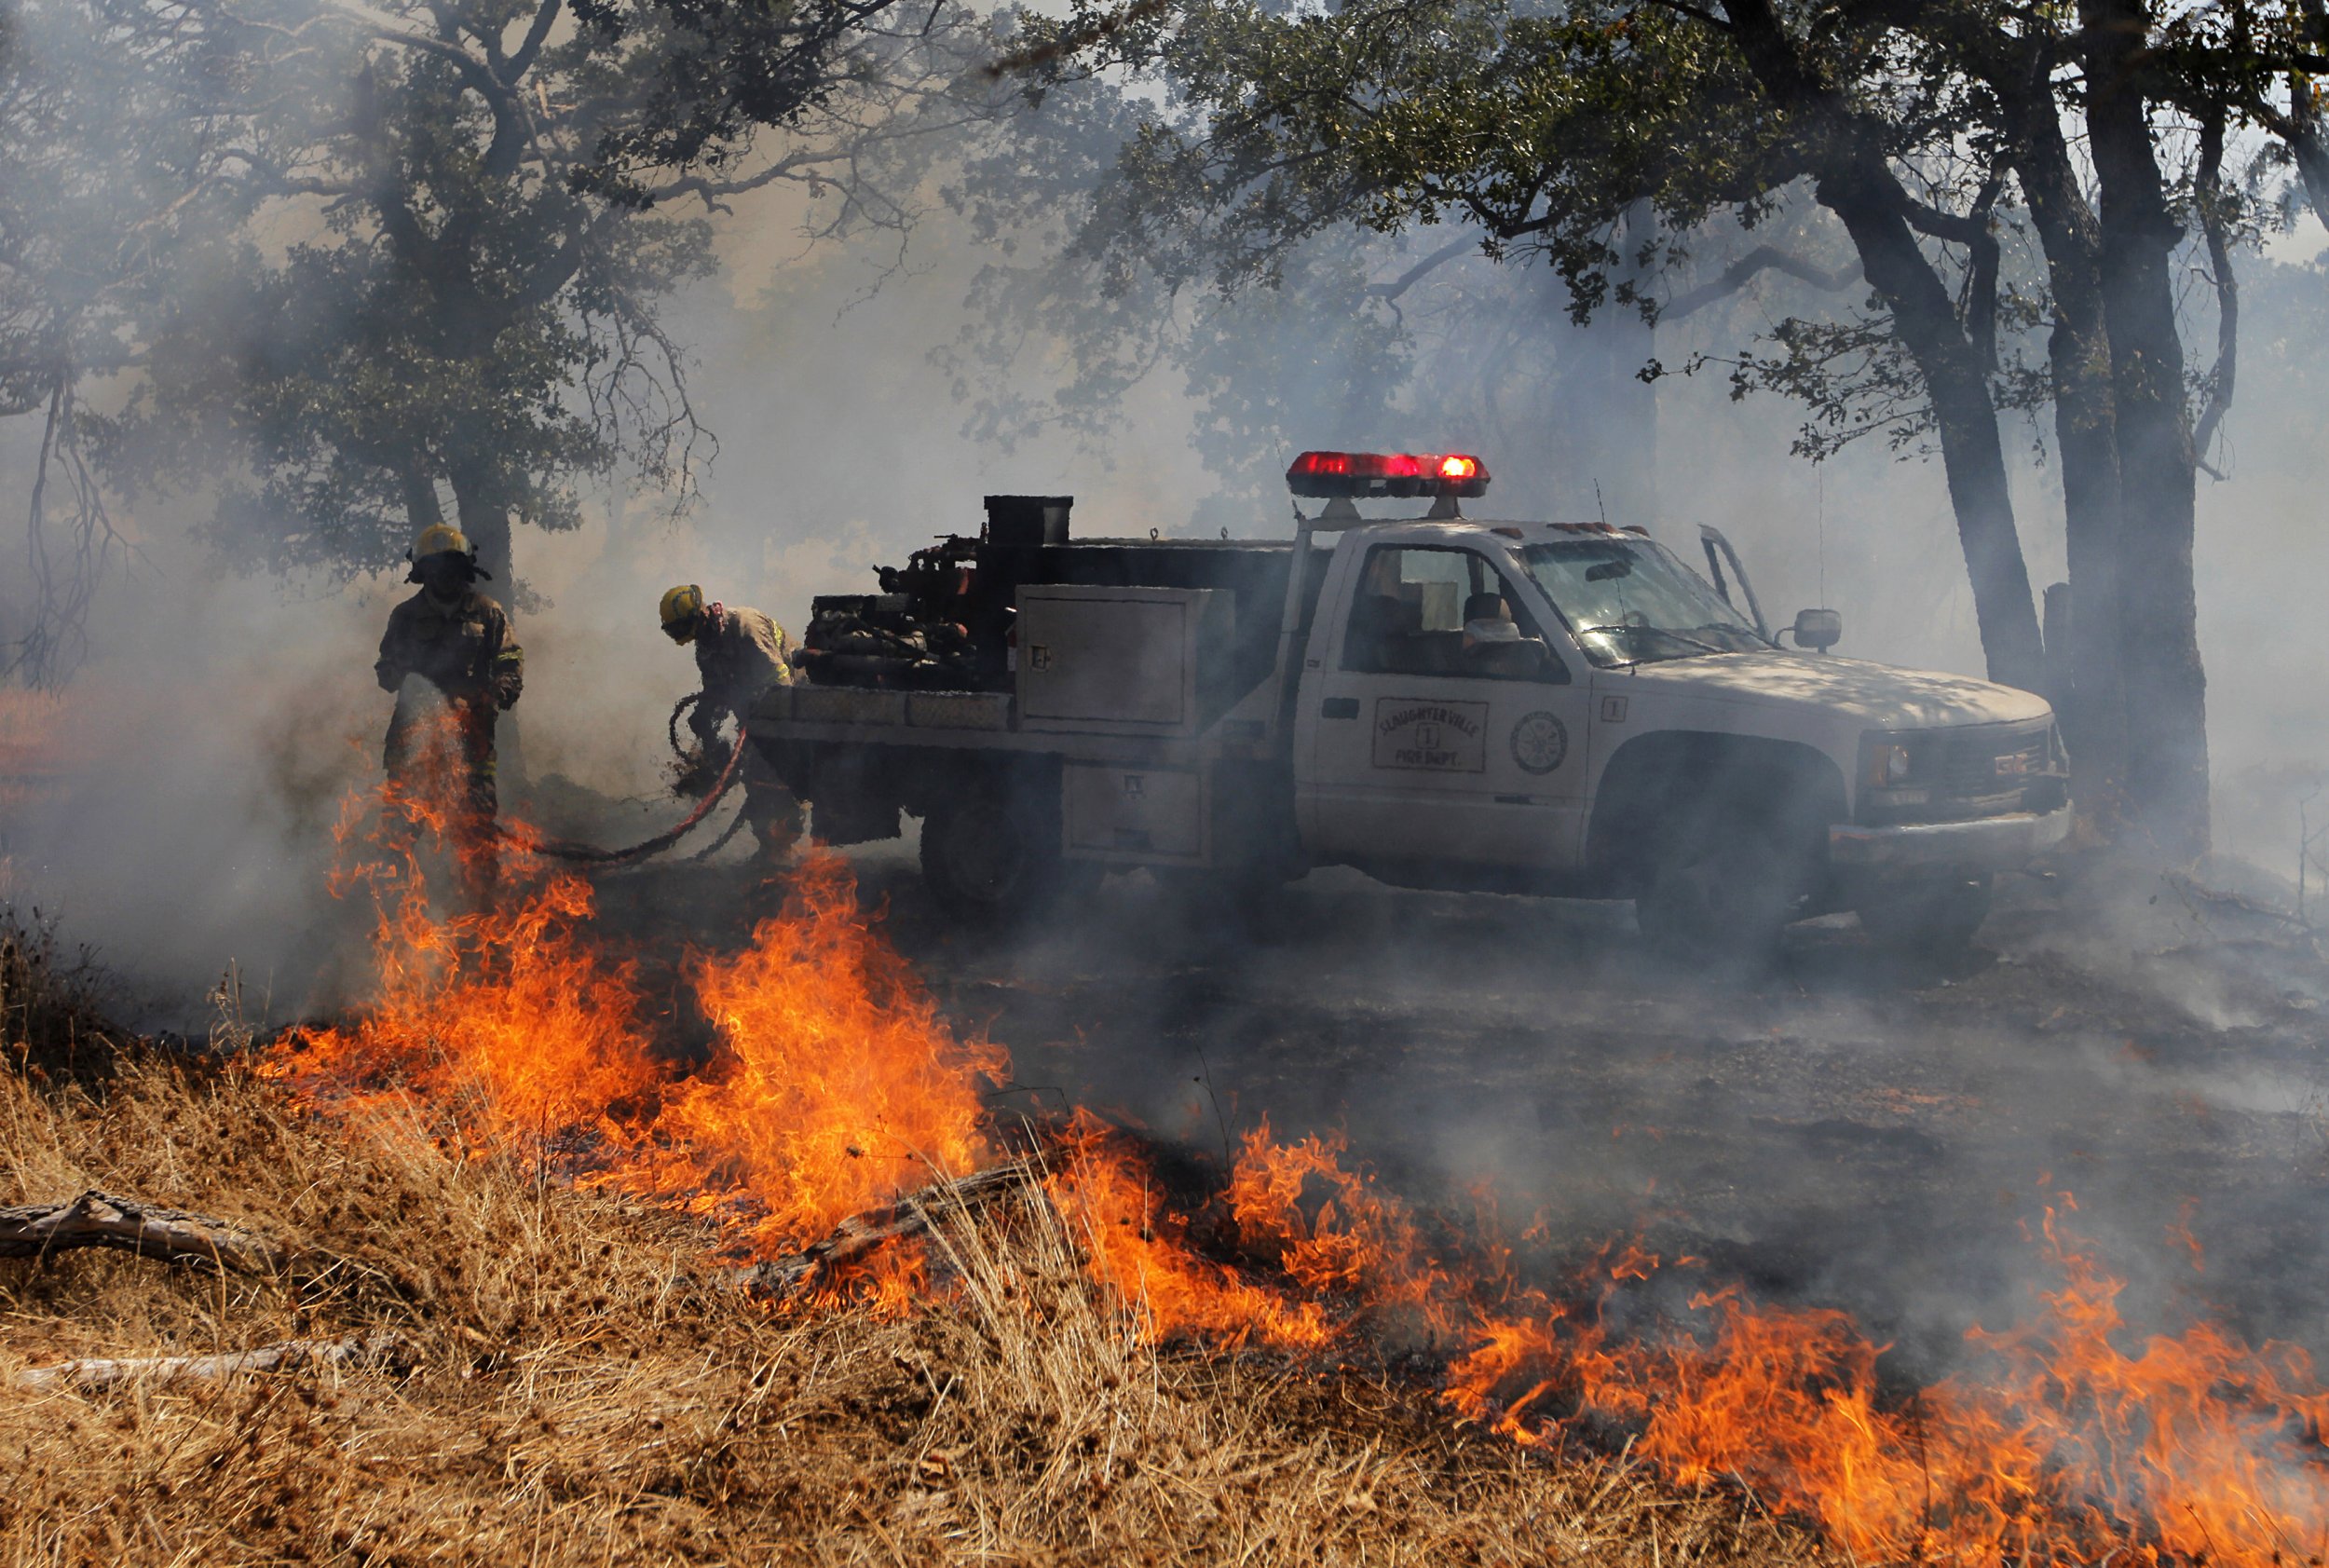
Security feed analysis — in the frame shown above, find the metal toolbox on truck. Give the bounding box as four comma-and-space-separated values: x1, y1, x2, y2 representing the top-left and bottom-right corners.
1015, 584, 1229, 737
1063, 762, 1206, 863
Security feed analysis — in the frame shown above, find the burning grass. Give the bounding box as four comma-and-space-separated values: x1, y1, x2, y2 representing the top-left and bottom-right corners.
12, 783, 2329, 1565
0, 1051, 1797, 1565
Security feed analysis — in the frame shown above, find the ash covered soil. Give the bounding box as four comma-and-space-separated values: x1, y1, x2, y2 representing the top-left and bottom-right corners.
612, 843, 2329, 1380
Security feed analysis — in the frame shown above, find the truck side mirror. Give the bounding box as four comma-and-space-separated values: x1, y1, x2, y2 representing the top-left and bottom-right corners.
1791, 608, 1843, 652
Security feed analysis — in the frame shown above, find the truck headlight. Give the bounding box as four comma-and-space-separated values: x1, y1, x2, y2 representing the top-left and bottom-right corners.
1862, 733, 1917, 789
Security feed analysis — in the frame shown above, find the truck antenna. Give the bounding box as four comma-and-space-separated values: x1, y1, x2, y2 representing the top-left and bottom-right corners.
1817, 467, 1828, 607
1595, 479, 1607, 525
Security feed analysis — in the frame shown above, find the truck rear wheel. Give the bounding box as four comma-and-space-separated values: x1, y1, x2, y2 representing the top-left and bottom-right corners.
1857, 876, 1993, 955
919, 785, 1070, 924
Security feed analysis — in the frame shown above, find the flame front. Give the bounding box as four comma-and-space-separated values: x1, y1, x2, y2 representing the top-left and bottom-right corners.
272, 781, 2329, 1563
645, 853, 1006, 1251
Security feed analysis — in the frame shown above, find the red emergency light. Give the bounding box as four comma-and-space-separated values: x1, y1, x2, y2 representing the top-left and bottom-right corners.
1286, 449, 1491, 500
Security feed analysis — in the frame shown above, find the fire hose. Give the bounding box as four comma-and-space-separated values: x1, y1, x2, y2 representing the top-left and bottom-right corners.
514, 696, 752, 867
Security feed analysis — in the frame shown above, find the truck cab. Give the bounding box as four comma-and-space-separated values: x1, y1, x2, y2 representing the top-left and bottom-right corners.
752, 453, 2072, 959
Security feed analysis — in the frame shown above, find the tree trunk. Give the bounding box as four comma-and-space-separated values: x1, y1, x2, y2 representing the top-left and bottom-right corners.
2047, 320, 2131, 822
1716, 0, 2045, 691
447, 458, 524, 796
2001, 75, 2130, 825
2288, 3, 2329, 221
448, 460, 515, 598
2288, 113, 2329, 225
399, 465, 445, 538
1815, 158, 2048, 692
2083, 0, 2210, 862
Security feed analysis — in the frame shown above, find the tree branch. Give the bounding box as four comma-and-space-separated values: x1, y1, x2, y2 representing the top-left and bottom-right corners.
17, 1332, 411, 1393
1639, 0, 1736, 31
0, 1189, 302, 1275
1366, 235, 1478, 301
1896, 190, 1987, 245
1961, 170, 2005, 370
1661, 243, 1860, 320
499, 0, 561, 84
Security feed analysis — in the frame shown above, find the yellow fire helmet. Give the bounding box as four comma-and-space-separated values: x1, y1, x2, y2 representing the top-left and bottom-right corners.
660, 583, 706, 642
412, 523, 471, 560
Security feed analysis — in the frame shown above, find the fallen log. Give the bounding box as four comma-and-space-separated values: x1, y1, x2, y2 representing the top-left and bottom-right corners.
732, 1159, 1041, 1298
0, 1189, 306, 1276
16, 1331, 411, 1393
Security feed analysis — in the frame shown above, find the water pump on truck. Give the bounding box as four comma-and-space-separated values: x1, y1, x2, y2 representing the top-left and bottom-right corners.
752, 454, 2072, 959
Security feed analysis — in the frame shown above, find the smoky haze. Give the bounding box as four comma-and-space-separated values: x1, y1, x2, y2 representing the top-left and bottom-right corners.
3, 62, 2329, 1415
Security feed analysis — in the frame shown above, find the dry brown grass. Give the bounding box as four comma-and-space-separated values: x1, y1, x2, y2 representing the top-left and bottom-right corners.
1, 912, 129, 1084
0, 1049, 1822, 1565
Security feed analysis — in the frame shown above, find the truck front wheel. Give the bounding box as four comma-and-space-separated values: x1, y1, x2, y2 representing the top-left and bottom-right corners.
919, 785, 1070, 923
1634, 814, 1812, 968
1857, 876, 1993, 955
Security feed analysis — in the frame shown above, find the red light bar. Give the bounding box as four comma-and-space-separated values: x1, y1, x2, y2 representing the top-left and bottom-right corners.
1287, 450, 1491, 500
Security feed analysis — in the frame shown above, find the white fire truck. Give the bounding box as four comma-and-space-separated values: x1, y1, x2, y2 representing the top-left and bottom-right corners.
750, 452, 2070, 957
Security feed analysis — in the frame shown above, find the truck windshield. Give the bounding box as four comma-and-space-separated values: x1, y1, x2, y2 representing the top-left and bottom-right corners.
1519, 538, 1771, 667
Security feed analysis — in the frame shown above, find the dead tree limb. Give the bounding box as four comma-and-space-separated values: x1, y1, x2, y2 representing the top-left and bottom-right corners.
16, 1332, 411, 1394
0, 1190, 306, 1276
1661, 245, 1860, 321
731, 1160, 1041, 1299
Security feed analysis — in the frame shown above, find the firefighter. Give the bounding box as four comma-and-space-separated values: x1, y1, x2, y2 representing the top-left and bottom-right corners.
375, 524, 523, 900
659, 585, 803, 858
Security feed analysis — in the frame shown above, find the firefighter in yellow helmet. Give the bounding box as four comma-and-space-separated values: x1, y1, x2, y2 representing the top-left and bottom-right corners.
375, 525, 523, 900
660, 585, 801, 858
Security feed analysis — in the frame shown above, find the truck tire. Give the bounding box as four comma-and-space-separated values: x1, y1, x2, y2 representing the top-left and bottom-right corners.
1857, 876, 1993, 956
919, 784, 1070, 924
1633, 812, 1811, 968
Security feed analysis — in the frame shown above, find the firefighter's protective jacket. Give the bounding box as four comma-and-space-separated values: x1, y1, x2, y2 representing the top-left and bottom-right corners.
691, 604, 790, 738
375, 588, 524, 710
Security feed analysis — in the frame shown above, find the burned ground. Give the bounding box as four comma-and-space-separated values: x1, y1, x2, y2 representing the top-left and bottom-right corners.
598, 845, 2329, 1385
5, 834, 2328, 1563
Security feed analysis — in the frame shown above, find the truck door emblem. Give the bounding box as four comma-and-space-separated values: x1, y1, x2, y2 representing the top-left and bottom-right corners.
1510, 712, 1570, 774
1372, 699, 1487, 772
1123, 773, 1144, 798
1600, 696, 1628, 723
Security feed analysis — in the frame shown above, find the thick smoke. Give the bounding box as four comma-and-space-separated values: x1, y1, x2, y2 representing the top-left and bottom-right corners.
3, 36, 2328, 1427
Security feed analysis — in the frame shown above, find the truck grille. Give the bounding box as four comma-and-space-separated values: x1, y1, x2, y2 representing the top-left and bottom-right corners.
1938, 720, 2053, 800
1860, 719, 2066, 825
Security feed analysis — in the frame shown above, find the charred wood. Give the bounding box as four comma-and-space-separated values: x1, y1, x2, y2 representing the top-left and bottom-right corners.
0, 1189, 302, 1274
731, 1160, 1040, 1299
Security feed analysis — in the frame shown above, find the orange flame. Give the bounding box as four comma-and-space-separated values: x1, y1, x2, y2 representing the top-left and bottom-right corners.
274, 773, 2329, 1563
637, 853, 1007, 1251
273, 778, 655, 1144
1049, 1111, 1333, 1349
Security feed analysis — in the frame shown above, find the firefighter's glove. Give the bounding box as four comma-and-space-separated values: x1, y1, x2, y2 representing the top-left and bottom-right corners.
672, 737, 729, 800
493, 656, 524, 711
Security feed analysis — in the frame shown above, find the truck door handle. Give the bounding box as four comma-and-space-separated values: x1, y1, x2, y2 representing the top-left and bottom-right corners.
1320, 697, 1358, 720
